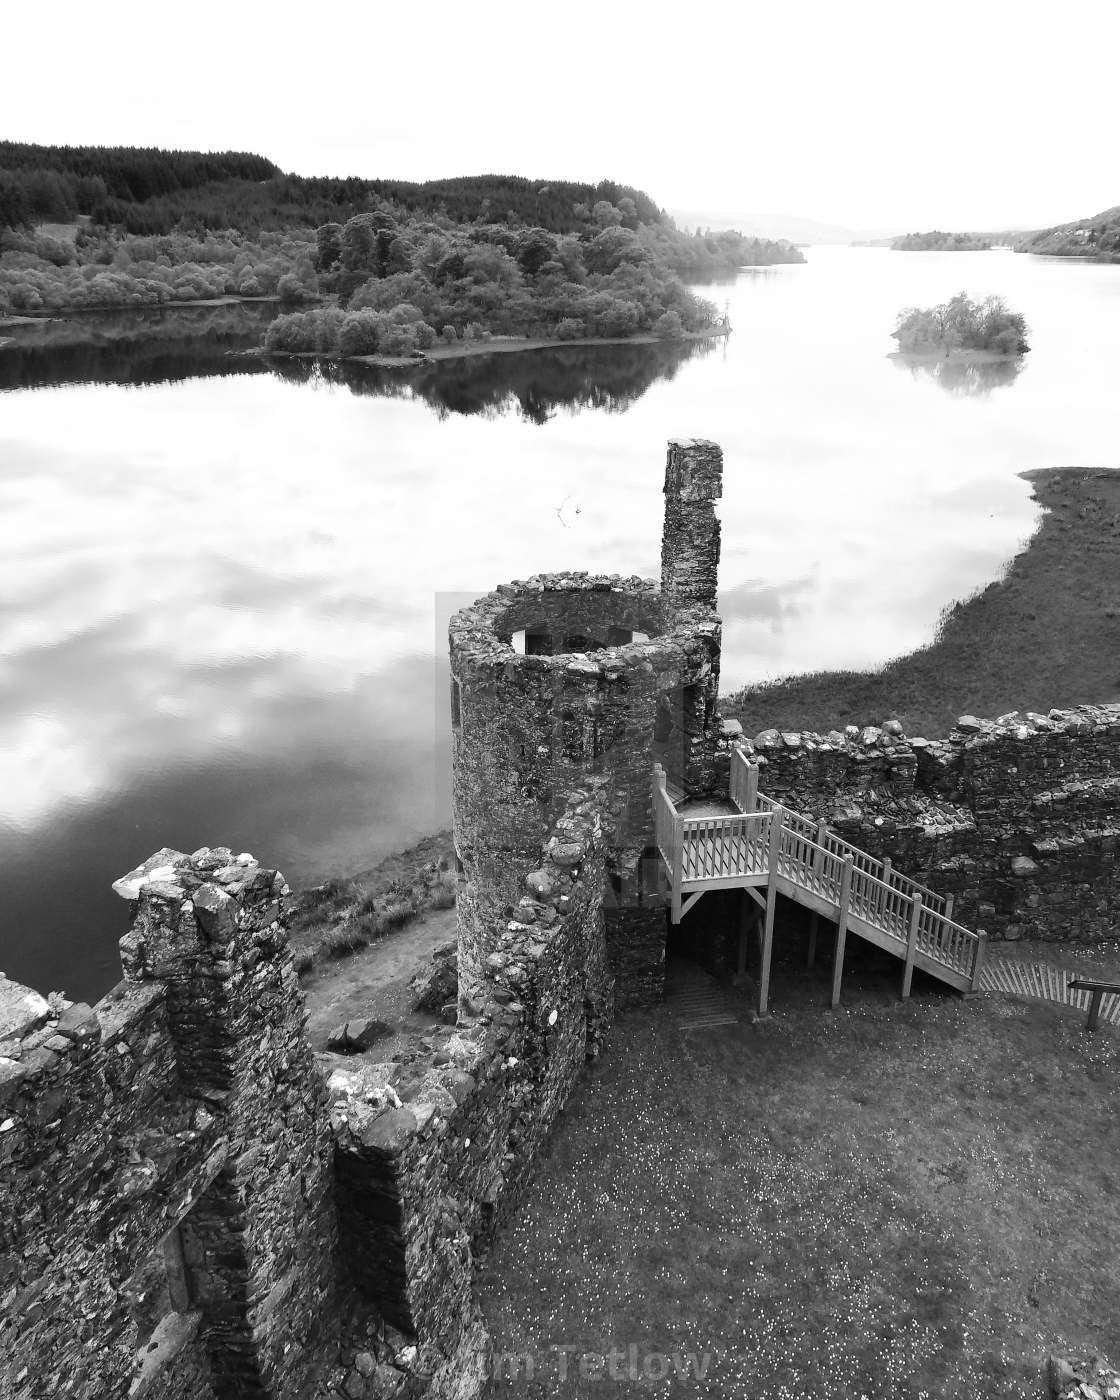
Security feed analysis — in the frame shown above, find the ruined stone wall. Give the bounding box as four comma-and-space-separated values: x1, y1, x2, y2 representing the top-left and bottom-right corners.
0, 847, 341, 1400
0, 978, 227, 1400
745, 703, 1120, 942
329, 790, 613, 1397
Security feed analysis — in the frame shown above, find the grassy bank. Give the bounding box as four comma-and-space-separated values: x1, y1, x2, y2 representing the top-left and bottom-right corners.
480, 954, 1120, 1398
287, 830, 455, 976
722, 467, 1120, 739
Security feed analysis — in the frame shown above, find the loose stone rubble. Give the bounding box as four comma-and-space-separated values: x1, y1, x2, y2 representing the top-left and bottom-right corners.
1049, 1353, 1120, 1400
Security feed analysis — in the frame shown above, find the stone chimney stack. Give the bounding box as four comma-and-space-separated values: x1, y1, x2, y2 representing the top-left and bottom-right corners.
660, 438, 723, 613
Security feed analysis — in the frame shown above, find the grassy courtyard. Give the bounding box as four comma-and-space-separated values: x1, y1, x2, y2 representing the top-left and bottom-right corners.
479, 952, 1120, 1398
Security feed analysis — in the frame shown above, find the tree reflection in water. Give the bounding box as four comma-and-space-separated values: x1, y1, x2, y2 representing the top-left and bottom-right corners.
1, 315, 719, 422
891, 352, 1024, 398
0, 302, 277, 392
268, 337, 718, 423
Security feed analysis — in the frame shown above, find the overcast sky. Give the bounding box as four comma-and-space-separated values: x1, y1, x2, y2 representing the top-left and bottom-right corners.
4, 0, 1116, 233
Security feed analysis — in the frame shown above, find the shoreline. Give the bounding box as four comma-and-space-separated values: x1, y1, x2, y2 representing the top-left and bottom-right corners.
257, 326, 729, 370
0, 294, 283, 331
721, 464, 1120, 739
888, 346, 1027, 365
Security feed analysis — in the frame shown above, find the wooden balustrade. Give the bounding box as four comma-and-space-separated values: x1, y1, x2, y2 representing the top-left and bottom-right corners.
653, 760, 984, 1006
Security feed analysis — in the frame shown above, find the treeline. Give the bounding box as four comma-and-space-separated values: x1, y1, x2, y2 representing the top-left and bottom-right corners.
0, 143, 669, 238
0, 143, 279, 229
891, 230, 992, 251
892, 292, 1029, 355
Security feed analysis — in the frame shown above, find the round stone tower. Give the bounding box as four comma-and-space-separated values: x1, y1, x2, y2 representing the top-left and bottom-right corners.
448, 439, 725, 1006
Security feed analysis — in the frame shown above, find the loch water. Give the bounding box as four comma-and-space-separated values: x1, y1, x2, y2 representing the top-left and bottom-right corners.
3, 246, 1119, 998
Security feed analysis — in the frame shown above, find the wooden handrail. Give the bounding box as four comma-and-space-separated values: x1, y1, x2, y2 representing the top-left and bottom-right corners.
756, 790, 946, 911
1069, 976, 1120, 1030
650, 762, 983, 986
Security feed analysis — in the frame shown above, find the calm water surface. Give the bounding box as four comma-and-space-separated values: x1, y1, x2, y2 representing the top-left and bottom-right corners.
3, 247, 1119, 997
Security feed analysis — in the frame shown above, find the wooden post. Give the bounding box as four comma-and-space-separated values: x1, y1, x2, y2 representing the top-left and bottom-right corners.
745, 762, 759, 813
969, 930, 988, 993
758, 808, 783, 1016
767, 803, 784, 877
1088, 988, 1104, 1031
813, 818, 827, 875
670, 811, 684, 923
944, 893, 955, 922
807, 911, 819, 969
901, 894, 922, 999
831, 856, 854, 1008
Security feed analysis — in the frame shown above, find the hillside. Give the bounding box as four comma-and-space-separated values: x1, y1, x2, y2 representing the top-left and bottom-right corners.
0, 143, 808, 347
0, 142, 804, 324
1015, 205, 1120, 260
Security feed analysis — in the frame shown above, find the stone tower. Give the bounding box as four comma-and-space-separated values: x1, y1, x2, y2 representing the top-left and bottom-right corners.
448, 439, 725, 1010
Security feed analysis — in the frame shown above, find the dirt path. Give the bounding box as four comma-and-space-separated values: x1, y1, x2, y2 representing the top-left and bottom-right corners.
300, 906, 457, 1060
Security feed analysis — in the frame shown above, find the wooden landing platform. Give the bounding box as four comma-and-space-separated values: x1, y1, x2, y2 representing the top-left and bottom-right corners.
653, 753, 986, 1014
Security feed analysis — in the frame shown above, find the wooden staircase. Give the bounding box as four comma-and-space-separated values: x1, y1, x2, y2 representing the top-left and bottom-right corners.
652, 750, 987, 1015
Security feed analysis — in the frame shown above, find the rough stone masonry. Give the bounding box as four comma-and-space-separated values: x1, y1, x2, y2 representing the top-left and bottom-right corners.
2, 438, 1115, 1400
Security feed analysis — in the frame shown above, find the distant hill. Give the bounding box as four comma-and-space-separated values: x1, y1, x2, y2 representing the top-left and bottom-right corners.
669, 208, 902, 246
1015, 205, 1120, 260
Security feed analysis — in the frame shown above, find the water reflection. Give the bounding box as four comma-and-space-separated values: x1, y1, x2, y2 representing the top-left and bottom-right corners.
0, 302, 277, 391
719, 575, 815, 626
890, 352, 1024, 397
1, 310, 717, 422
268, 337, 718, 423
8, 245, 1120, 1000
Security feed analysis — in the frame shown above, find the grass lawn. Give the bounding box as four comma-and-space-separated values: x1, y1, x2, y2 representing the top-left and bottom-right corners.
721, 467, 1120, 739
478, 951, 1120, 1398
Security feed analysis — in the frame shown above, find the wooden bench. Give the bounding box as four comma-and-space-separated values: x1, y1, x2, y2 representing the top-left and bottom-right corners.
1068, 978, 1120, 1031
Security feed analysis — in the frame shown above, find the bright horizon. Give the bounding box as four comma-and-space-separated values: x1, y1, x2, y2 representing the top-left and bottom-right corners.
3, 0, 1118, 233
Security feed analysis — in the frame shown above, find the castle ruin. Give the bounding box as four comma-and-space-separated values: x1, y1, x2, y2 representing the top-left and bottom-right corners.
2, 439, 1118, 1400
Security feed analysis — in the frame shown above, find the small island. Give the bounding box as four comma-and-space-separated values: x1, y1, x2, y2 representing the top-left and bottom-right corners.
891, 230, 992, 251
891, 291, 1030, 357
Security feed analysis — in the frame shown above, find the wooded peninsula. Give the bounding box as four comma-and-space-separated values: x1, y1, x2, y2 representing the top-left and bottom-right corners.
0, 143, 804, 350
